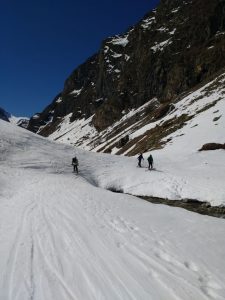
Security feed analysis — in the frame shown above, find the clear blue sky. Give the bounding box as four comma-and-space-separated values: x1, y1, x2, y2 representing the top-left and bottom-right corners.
0, 0, 159, 117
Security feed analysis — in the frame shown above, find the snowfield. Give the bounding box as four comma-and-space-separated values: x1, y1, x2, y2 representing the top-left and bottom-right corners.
0, 119, 225, 300
44, 73, 225, 206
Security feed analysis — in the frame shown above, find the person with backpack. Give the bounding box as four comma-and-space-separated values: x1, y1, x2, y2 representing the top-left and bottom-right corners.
147, 154, 153, 170
72, 156, 79, 174
137, 153, 144, 167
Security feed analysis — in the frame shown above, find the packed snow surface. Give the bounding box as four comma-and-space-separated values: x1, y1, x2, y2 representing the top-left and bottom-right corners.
0, 120, 225, 300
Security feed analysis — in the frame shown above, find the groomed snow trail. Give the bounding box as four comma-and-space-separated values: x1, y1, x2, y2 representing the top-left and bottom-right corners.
0, 120, 225, 300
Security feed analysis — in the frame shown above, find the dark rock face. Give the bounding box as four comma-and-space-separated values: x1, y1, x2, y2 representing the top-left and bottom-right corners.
117, 135, 129, 148
0, 107, 10, 122
199, 143, 225, 151
28, 0, 225, 135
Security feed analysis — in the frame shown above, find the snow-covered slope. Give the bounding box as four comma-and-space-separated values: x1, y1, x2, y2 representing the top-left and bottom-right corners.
47, 72, 225, 156
0, 120, 225, 300
40, 73, 225, 206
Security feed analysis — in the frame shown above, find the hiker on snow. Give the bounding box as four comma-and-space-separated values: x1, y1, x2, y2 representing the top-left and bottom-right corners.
137, 153, 144, 167
72, 156, 79, 174
147, 154, 153, 170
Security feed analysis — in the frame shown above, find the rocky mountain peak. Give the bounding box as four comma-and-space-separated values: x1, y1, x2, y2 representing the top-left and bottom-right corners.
28, 0, 225, 153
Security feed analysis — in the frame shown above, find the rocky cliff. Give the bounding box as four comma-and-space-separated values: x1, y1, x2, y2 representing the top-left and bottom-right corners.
28, 0, 225, 154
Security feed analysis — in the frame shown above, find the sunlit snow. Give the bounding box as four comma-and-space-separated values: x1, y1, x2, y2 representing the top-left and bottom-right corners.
0, 120, 225, 300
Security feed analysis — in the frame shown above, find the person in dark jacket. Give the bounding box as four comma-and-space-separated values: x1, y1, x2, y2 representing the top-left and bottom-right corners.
147, 154, 153, 170
72, 156, 79, 174
137, 153, 144, 167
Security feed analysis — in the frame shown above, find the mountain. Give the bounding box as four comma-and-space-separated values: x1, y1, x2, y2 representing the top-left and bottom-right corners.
0, 106, 29, 129
27, 0, 225, 155
9, 115, 30, 129
41, 72, 225, 156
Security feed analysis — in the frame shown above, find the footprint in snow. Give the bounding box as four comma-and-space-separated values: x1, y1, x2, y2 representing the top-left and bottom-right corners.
184, 260, 199, 272
184, 261, 223, 299
198, 275, 223, 299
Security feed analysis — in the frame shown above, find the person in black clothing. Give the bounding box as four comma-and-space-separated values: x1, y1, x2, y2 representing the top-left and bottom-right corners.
137, 153, 144, 167
72, 156, 79, 174
147, 154, 153, 170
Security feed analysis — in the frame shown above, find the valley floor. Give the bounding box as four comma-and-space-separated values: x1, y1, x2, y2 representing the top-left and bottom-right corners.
0, 120, 225, 300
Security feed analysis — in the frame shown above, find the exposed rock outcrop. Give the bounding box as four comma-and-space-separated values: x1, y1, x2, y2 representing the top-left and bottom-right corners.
199, 143, 225, 151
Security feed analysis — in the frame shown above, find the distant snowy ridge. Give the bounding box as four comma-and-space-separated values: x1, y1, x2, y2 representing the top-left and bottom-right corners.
9, 115, 30, 128
0, 106, 29, 128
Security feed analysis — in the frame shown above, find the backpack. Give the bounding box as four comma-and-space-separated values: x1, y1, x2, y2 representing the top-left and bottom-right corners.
72, 157, 78, 165
148, 155, 153, 163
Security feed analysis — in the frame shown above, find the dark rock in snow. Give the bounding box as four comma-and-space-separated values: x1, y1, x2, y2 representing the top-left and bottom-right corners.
199, 143, 225, 151
117, 135, 130, 148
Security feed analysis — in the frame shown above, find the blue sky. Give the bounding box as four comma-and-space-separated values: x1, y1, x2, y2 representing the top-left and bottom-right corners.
0, 0, 159, 117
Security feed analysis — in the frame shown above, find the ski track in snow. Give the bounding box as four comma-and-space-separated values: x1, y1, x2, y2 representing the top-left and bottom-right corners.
0, 121, 225, 300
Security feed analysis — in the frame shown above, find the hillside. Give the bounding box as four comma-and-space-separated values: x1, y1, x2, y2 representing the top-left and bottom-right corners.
45, 71, 225, 157
1, 120, 225, 299
31, 70, 225, 207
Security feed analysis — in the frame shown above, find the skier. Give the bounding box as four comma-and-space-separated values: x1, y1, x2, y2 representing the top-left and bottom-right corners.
137, 153, 144, 167
147, 154, 153, 170
72, 156, 79, 174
